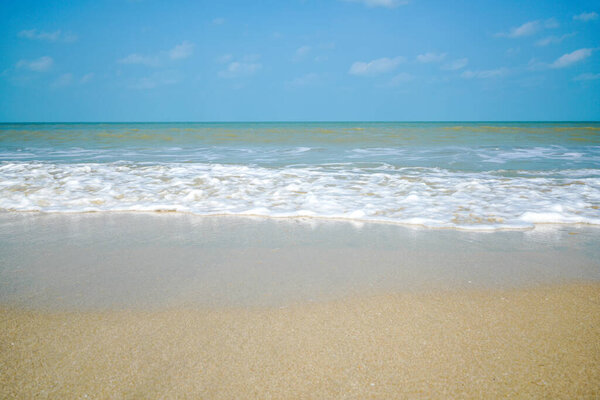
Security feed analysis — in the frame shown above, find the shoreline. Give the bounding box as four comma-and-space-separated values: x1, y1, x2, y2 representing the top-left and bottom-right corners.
2, 282, 599, 398
1, 213, 599, 310
4, 209, 599, 232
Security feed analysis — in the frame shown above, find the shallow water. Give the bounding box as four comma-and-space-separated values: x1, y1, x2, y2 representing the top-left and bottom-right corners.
0, 213, 598, 310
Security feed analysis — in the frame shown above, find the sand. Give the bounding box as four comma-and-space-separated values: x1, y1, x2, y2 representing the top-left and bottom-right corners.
1, 282, 599, 399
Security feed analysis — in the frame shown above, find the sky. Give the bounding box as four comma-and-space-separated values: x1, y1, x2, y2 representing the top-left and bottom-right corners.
0, 0, 599, 122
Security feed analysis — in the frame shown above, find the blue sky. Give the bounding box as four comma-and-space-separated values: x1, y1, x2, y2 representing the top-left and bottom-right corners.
0, 0, 598, 121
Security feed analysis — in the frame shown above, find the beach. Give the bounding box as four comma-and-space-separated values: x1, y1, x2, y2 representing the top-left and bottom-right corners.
1, 214, 599, 398
2, 283, 599, 399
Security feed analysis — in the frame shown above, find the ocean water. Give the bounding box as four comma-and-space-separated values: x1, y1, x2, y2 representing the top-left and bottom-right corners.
1, 122, 599, 230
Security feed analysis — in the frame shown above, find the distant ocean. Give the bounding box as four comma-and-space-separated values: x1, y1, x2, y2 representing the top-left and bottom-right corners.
1, 122, 599, 230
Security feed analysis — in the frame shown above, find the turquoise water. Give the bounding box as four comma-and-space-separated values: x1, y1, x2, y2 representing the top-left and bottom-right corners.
1, 122, 599, 229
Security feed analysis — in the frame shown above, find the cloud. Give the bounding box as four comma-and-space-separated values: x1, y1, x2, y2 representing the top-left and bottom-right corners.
217, 54, 233, 64
535, 33, 576, 46
461, 68, 508, 79
16, 56, 53, 72
169, 41, 194, 60
342, 0, 409, 7
49, 73, 94, 88
118, 41, 195, 67
219, 59, 262, 78
551, 48, 593, 68
349, 56, 404, 76
51, 73, 74, 88
573, 12, 598, 22
441, 58, 468, 70
285, 73, 318, 87
495, 19, 558, 38
18, 29, 77, 43
574, 73, 600, 81
80, 73, 94, 84
388, 72, 413, 86
544, 18, 560, 29
213, 17, 225, 25
293, 45, 311, 61
416, 52, 447, 63
130, 71, 181, 90
118, 53, 160, 67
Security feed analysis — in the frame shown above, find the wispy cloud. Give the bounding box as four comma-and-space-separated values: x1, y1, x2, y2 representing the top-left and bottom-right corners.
416, 52, 446, 63
118, 53, 160, 67
388, 72, 413, 86
574, 73, 600, 81
18, 29, 77, 43
217, 54, 233, 64
130, 71, 181, 90
219, 56, 262, 79
118, 41, 194, 67
461, 68, 508, 79
573, 11, 598, 22
16, 56, 54, 72
441, 58, 468, 70
535, 33, 576, 46
293, 45, 311, 61
169, 41, 194, 60
551, 48, 593, 68
285, 73, 318, 88
349, 56, 404, 76
51, 73, 74, 88
80, 73, 94, 84
342, 0, 409, 8
212, 17, 225, 25
50, 72, 94, 88
495, 19, 558, 38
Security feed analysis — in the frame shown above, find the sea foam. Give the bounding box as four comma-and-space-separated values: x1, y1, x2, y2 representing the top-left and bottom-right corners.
1, 162, 599, 229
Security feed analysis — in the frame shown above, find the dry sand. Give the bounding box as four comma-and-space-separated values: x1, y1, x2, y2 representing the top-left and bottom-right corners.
1, 283, 599, 399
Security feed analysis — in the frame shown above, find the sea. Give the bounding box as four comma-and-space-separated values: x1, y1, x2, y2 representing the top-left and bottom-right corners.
1, 122, 599, 230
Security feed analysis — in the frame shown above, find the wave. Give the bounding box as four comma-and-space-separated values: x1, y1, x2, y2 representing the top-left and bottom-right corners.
1, 162, 599, 230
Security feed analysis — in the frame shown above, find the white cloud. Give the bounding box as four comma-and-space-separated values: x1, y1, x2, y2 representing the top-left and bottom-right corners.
286, 73, 318, 87
461, 68, 508, 79
219, 60, 262, 78
217, 54, 233, 64
130, 71, 181, 90
574, 73, 600, 81
535, 33, 576, 46
416, 52, 447, 63
388, 72, 413, 86
118, 41, 195, 67
495, 19, 558, 38
551, 48, 593, 68
441, 58, 468, 70
80, 73, 94, 84
16, 56, 54, 72
169, 41, 194, 60
574, 12, 598, 22
293, 45, 311, 61
51, 73, 74, 88
49, 73, 94, 88
349, 56, 404, 76
544, 18, 560, 29
342, 0, 409, 7
213, 17, 225, 25
118, 53, 160, 67
18, 29, 77, 43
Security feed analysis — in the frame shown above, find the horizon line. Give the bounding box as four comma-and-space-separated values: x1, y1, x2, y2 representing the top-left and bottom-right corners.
1, 120, 599, 124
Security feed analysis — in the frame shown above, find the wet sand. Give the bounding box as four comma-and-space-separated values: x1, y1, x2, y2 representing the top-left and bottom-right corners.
1, 214, 599, 398
2, 283, 599, 399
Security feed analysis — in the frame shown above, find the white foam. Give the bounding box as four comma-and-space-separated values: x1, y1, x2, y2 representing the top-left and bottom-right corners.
1, 162, 599, 230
